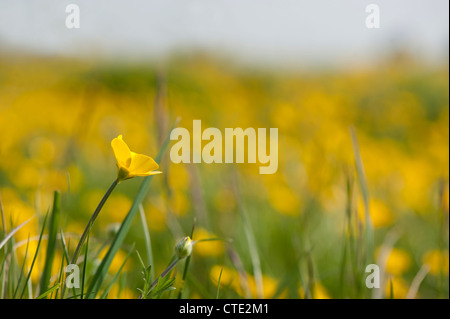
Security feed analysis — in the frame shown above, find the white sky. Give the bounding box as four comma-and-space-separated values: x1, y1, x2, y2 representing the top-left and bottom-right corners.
0, 0, 448, 67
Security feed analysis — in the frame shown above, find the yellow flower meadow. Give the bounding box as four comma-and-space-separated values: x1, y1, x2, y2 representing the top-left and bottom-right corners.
0, 55, 448, 299
111, 135, 162, 182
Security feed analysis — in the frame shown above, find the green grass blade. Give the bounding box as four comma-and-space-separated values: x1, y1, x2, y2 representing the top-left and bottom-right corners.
350, 126, 374, 267
69, 179, 118, 269
338, 234, 348, 298
6, 217, 17, 298
237, 188, 263, 299
99, 244, 135, 299
139, 204, 154, 281
0, 254, 5, 288
186, 273, 214, 299
36, 283, 60, 299
65, 291, 97, 299
216, 267, 223, 299
20, 212, 49, 299
136, 249, 146, 270
389, 278, 394, 299
59, 230, 70, 265
406, 265, 430, 299
54, 247, 66, 299
86, 124, 173, 298
5, 217, 16, 298
0, 251, 8, 298
59, 230, 76, 299
81, 225, 91, 299
39, 191, 60, 294
13, 235, 30, 298
230, 170, 264, 298
0, 191, 6, 235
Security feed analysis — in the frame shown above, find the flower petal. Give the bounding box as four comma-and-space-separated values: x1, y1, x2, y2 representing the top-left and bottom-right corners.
128, 153, 159, 176
111, 135, 132, 168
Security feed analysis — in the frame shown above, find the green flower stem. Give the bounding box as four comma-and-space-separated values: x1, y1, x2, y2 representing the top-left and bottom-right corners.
62, 178, 118, 297
150, 258, 179, 289
160, 258, 179, 279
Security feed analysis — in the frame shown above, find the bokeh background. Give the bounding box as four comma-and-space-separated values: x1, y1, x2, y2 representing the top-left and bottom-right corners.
0, 0, 448, 299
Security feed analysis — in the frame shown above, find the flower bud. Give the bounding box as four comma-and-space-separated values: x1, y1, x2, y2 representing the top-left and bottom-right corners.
175, 236, 193, 259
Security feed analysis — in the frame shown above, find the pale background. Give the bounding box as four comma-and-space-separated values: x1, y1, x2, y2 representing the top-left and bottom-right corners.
0, 0, 448, 67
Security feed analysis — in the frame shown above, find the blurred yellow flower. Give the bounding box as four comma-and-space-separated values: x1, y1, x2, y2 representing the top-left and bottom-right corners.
377, 247, 412, 276
28, 136, 56, 166
98, 248, 130, 274
210, 265, 243, 295
194, 228, 225, 257
168, 163, 189, 189
423, 250, 449, 276
0, 188, 37, 243
248, 274, 281, 299
111, 135, 161, 182
213, 188, 236, 213
313, 282, 331, 299
209, 265, 282, 298
66, 164, 84, 192
298, 282, 331, 299
144, 200, 167, 232
358, 199, 394, 229
101, 193, 132, 223
267, 181, 301, 216
170, 191, 190, 216
108, 284, 136, 299
16, 240, 42, 284
385, 277, 410, 299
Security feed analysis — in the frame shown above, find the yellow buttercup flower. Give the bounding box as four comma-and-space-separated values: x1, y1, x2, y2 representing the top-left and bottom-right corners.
111, 135, 162, 182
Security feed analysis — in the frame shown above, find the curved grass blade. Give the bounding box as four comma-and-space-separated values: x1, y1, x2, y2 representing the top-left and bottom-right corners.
406, 265, 430, 299
69, 179, 118, 270
66, 291, 97, 299
139, 204, 154, 281
81, 225, 91, 299
53, 248, 66, 299
350, 126, 374, 267
59, 229, 76, 299
13, 235, 30, 298
216, 267, 223, 299
20, 212, 49, 299
39, 191, 60, 295
36, 283, 60, 299
233, 172, 263, 299
0, 218, 33, 251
